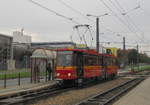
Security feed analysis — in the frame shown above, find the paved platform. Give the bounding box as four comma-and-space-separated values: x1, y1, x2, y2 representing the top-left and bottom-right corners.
0, 80, 57, 98
113, 77, 150, 105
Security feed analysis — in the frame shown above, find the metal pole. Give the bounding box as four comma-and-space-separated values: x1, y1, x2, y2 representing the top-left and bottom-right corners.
45, 60, 48, 82
123, 37, 126, 51
137, 44, 140, 71
18, 72, 20, 86
4, 74, 6, 88
30, 58, 32, 83
96, 17, 99, 53
10, 42, 13, 61
123, 37, 126, 68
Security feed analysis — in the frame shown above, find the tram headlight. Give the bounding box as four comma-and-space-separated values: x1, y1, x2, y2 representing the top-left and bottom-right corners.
68, 73, 71, 77
57, 73, 60, 76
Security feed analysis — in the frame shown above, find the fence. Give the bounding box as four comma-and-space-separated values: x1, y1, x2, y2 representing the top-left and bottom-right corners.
0, 61, 53, 88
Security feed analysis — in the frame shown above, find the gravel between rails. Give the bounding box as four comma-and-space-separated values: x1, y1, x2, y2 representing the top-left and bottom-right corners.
31, 78, 131, 105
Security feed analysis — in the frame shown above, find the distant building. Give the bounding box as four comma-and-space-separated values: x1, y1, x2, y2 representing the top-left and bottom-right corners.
13, 31, 31, 44
12, 31, 32, 69
0, 34, 13, 70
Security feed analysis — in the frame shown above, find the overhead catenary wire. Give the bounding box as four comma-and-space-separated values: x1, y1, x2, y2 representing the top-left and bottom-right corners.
57, 0, 120, 46
57, 0, 95, 23
57, 0, 95, 46
29, 0, 80, 24
57, 0, 121, 47
98, 0, 140, 43
57, 0, 124, 47
90, 28, 117, 42
29, 0, 96, 47
114, 0, 145, 42
109, 0, 139, 32
99, 0, 130, 29
109, 0, 132, 24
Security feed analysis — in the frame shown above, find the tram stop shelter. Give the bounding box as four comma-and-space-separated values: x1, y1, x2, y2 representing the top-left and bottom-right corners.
31, 49, 56, 83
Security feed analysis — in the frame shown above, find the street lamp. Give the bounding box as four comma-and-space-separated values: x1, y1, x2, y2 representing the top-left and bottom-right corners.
87, 13, 108, 53
86, 13, 108, 17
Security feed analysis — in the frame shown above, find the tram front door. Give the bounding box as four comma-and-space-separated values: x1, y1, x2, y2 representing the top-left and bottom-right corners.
76, 53, 84, 78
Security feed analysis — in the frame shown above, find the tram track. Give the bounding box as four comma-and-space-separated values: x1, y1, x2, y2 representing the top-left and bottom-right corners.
0, 84, 74, 105
0, 78, 126, 105
75, 78, 145, 105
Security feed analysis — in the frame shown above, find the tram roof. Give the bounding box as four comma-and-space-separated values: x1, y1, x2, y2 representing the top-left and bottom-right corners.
56, 48, 117, 58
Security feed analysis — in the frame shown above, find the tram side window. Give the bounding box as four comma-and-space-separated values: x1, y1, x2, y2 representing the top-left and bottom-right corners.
103, 56, 108, 66
112, 58, 117, 66
106, 57, 113, 66
111, 58, 114, 65
84, 55, 97, 66
94, 56, 98, 66
73, 54, 77, 66
88, 56, 94, 65
98, 56, 103, 66
88, 55, 97, 66
83, 55, 88, 66
110, 57, 116, 66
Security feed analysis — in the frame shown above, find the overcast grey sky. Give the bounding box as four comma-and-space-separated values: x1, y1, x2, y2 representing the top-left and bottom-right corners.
0, 0, 150, 52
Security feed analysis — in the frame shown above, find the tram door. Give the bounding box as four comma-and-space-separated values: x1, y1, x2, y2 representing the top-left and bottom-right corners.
76, 53, 84, 78
102, 56, 108, 79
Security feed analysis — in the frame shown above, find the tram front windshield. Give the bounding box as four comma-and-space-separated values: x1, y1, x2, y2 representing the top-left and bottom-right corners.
57, 51, 73, 66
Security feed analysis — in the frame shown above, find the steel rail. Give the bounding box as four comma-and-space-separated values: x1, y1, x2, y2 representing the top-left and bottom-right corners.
75, 78, 145, 105
0, 84, 74, 105
0, 83, 58, 100
6, 88, 73, 105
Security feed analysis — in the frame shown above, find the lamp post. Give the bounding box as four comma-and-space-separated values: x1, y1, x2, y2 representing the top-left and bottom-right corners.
87, 13, 108, 53
117, 34, 126, 68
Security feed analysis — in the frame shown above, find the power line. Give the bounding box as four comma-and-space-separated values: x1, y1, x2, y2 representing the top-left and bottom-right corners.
109, 0, 142, 40
28, 0, 80, 24
91, 27, 117, 42
57, 0, 123, 46
57, 0, 121, 46
114, 0, 145, 42
99, 0, 129, 29
57, 0, 95, 23
99, 0, 140, 43
109, 0, 137, 31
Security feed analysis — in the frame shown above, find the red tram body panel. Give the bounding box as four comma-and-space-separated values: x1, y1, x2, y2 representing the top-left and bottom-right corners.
56, 66, 77, 79
55, 48, 118, 81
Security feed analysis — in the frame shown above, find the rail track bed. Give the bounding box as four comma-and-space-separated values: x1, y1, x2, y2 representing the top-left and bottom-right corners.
76, 78, 144, 105
30, 78, 131, 105
0, 84, 73, 105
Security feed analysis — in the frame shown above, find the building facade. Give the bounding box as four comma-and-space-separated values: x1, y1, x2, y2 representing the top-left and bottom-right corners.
0, 34, 13, 70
